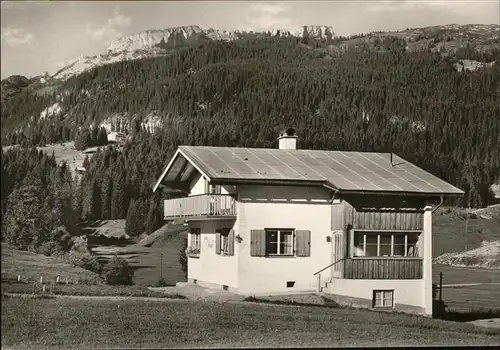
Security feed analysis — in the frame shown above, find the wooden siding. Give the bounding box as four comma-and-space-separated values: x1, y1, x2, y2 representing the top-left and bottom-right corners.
332, 195, 425, 231
343, 258, 423, 279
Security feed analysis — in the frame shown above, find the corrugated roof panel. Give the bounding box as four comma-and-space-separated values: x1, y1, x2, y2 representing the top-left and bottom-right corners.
172, 146, 464, 195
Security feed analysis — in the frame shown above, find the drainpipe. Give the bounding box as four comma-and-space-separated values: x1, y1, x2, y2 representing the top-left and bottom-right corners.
323, 183, 339, 203
432, 195, 444, 213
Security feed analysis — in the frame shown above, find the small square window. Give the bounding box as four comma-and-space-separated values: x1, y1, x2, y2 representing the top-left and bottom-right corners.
373, 290, 394, 308
265, 229, 294, 255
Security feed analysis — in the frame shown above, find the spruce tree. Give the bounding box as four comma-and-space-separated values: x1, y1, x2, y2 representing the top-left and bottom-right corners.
111, 171, 127, 219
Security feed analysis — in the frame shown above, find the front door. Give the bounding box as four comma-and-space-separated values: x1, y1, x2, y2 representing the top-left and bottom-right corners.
331, 230, 343, 278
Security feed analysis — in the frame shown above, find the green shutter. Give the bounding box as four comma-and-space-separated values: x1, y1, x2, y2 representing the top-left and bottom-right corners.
228, 229, 235, 256
250, 230, 265, 257
296, 230, 311, 257
215, 231, 221, 255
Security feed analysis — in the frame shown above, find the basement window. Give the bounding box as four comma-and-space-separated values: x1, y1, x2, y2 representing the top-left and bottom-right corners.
373, 290, 394, 308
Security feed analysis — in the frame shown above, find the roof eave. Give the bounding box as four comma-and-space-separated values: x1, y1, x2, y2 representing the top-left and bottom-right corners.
152, 148, 212, 193
210, 178, 327, 187
336, 189, 465, 197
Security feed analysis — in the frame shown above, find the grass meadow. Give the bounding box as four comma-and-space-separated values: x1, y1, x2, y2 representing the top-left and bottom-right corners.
2, 296, 500, 349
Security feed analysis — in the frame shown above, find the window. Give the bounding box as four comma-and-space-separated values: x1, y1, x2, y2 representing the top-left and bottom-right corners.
250, 229, 310, 257
216, 228, 231, 255
373, 290, 394, 308
190, 228, 201, 251
265, 229, 294, 255
353, 231, 419, 257
204, 179, 221, 194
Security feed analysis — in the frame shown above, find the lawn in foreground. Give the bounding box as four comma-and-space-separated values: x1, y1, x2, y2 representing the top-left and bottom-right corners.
2, 297, 499, 348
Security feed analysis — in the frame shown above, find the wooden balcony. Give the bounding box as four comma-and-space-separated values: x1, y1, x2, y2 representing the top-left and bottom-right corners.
343, 258, 423, 279
164, 194, 237, 220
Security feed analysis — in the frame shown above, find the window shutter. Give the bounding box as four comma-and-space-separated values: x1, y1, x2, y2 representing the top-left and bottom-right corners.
296, 230, 311, 257
250, 230, 265, 257
228, 229, 235, 256
215, 231, 221, 255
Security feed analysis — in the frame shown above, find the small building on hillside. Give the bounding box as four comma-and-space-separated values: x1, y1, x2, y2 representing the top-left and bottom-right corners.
153, 128, 464, 317
75, 166, 86, 174
107, 131, 127, 144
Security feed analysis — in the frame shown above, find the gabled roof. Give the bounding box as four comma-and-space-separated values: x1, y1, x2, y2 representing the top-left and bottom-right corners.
153, 146, 464, 196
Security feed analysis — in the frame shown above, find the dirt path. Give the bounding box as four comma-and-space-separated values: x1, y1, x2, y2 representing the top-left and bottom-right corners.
442, 282, 500, 288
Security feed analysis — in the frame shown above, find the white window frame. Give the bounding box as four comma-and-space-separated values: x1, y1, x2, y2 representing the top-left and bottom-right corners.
373, 290, 394, 308
265, 229, 294, 256
352, 231, 419, 258
190, 228, 201, 251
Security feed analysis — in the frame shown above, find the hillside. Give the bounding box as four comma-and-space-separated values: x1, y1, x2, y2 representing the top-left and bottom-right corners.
434, 241, 500, 269
1, 24, 500, 255
1, 243, 102, 284
433, 206, 500, 258
90, 222, 187, 286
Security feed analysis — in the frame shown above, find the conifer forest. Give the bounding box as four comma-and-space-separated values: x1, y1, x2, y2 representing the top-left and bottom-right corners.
1, 31, 500, 256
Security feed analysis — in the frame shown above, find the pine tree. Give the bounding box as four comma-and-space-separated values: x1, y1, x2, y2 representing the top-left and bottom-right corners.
111, 171, 127, 219
101, 173, 113, 219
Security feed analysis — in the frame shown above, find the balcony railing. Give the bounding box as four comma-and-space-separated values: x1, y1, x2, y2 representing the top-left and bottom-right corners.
343, 258, 423, 279
164, 194, 237, 219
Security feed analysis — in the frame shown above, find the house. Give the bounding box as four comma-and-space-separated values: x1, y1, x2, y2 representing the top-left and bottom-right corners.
107, 131, 127, 144
153, 128, 464, 316
75, 166, 86, 174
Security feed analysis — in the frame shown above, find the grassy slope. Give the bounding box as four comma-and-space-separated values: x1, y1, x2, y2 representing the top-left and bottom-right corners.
2, 297, 499, 348
433, 265, 500, 312
0, 243, 102, 284
90, 222, 188, 286
1, 282, 184, 299
433, 206, 500, 258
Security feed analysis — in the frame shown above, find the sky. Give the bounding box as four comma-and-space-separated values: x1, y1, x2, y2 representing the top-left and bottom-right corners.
1, 0, 499, 79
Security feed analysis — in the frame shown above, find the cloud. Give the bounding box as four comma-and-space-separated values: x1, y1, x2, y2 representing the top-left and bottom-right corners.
86, 8, 131, 41
108, 14, 131, 28
244, 2, 295, 30
1, 27, 35, 46
367, 0, 472, 13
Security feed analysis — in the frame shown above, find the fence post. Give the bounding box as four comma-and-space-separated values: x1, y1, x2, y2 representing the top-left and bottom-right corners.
17, 275, 21, 282
40, 276, 43, 284
160, 253, 163, 280
317, 274, 321, 293
439, 272, 443, 301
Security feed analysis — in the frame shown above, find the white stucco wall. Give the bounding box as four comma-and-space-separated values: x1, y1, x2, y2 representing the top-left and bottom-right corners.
187, 219, 238, 289
327, 279, 424, 310
189, 173, 232, 196
189, 173, 206, 196
236, 185, 333, 294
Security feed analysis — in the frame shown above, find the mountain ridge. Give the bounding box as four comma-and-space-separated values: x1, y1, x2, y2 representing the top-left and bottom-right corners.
51, 24, 336, 81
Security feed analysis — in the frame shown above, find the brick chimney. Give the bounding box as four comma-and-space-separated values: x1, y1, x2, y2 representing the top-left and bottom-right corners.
278, 127, 297, 150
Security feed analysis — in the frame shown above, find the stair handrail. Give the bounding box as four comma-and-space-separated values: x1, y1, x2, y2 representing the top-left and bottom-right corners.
313, 257, 346, 276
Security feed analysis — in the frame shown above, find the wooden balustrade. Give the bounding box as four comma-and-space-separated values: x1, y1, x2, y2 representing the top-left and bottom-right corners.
164, 194, 237, 219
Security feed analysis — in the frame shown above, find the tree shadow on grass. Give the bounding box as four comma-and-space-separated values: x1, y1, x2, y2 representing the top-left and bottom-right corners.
435, 305, 500, 322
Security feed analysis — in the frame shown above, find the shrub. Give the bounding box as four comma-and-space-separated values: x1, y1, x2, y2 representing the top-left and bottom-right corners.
102, 256, 134, 285
155, 277, 168, 287
37, 240, 64, 257
67, 236, 101, 273
68, 249, 101, 273
179, 236, 188, 279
